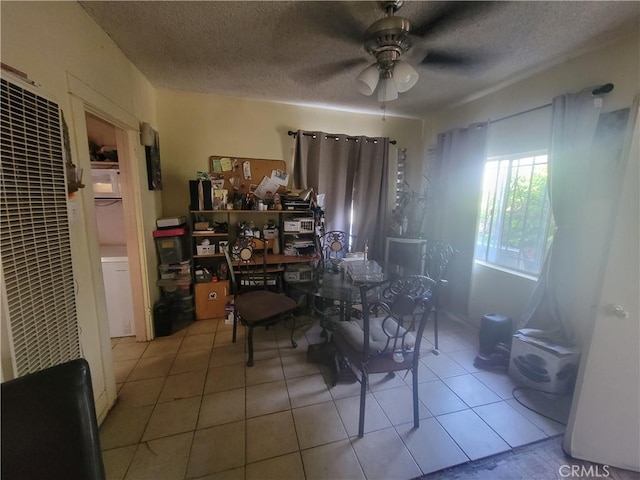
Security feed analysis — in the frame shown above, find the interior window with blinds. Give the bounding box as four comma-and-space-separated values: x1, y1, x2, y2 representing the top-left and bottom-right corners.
474, 106, 554, 276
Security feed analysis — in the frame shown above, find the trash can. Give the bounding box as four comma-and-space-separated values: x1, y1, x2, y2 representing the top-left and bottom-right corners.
153, 300, 173, 337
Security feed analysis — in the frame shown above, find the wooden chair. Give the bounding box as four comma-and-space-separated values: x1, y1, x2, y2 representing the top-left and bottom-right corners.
328, 275, 438, 437
224, 237, 298, 366
423, 239, 457, 354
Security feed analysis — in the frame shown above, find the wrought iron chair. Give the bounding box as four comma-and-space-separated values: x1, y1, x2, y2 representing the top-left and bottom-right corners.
327, 275, 438, 437
225, 237, 298, 366
318, 230, 354, 273
422, 239, 457, 354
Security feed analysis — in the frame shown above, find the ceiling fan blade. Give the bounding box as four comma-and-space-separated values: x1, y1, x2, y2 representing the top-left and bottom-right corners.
411, 1, 499, 40
420, 48, 491, 73
297, 2, 365, 45
292, 58, 366, 84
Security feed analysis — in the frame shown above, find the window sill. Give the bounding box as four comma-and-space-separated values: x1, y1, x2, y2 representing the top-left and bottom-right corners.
473, 259, 539, 282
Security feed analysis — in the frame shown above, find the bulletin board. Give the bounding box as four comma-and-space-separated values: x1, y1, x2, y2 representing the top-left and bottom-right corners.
208, 155, 288, 196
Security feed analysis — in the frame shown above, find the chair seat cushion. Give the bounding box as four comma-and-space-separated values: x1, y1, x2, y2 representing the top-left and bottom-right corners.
334, 315, 415, 354
235, 290, 296, 324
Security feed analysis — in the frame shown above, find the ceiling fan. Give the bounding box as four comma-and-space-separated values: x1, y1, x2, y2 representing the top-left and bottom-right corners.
307, 1, 494, 103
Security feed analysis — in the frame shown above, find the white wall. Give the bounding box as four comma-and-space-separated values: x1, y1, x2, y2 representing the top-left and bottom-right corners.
1, 1, 159, 422
428, 32, 640, 335
155, 89, 426, 219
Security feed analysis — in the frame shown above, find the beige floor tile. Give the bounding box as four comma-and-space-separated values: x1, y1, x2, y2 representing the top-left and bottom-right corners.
421, 352, 468, 378
198, 388, 246, 429
111, 338, 120, 348
127, 355, 175, 381
281, 352, 321, 379
245, 452, 305, 480
505, 398, 565, 436
100, 406, 153, 450
335, 393, 392, 437
278, 332, 309, 355
245, 356, 284, 386
396, 418, 469, 474
367, 371, 408, 391
142, 337, 183, 358
327, 375, 362, 400
246, 410, 299, 463
142, 396, 201, 441
209, 344, 245, 368
171, 349, 212, 375
437, 409, 510, 461
351, 427, 422, 480
112, 342, 148, 362
187, 421, 245, 478
473, 369, 520, 399
115, 377, 164, 410
159, 369, 207, 402
373, 385, 431, 426
301, 439, 365, 480
214, 329, 239, 348
204, 363, 246, 394
292, 401, 348, 449
416, 379, 468, 416
102, 445, 136, 480
215, 317, 235, 333
246, 380, 290, 417
443, 374, 502, 407
124, 431, 193, 480
118, 336, 138, 344
113, 359, 137, 384
286, 373, 332, 408
180, 332, 216, 353
193, 466, 245, 480
188, 319, 219, 335
448, 348, 484, 373
474, 401, 547, 448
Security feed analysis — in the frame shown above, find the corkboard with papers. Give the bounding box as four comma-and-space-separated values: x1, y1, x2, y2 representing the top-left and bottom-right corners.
208, 156, 289, 199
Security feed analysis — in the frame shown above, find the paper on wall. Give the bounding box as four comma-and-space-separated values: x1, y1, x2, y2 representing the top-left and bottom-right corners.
243, 161, 251, 179
254, 176, 280, 199
271, 169, 289, 186
220, 157, 233, 172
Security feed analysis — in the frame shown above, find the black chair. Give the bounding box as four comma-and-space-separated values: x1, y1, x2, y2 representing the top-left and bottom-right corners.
422, 239, 457, 354
225, 237, 298, 366
318, 230, 354, 272
327, 275, 438, 437
1, 358, 106, 480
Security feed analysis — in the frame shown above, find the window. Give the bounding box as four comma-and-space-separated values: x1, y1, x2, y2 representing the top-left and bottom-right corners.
475, 152, 553, 276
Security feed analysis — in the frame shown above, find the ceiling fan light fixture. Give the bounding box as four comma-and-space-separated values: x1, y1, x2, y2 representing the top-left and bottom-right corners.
355, 63, 380, 96
393, 60, 419, 93
377, 73, 398, 102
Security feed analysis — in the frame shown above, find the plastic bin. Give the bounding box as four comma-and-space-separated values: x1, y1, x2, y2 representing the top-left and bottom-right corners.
153, 300, 172, 337
153, 227, 190, 264
158, 261, 191, 280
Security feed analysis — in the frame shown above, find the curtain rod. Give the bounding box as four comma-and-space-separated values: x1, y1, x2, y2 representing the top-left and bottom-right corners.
288, 130, 396, 145
490, 83, 614, 125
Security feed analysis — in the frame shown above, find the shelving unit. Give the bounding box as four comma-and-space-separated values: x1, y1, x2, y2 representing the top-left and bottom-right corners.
189, 208, 319, 320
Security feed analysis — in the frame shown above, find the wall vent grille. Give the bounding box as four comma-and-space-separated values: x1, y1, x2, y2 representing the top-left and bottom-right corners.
0, 76, 80, 376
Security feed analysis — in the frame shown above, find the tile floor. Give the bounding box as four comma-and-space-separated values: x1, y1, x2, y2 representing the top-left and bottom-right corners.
101, 312, 571, 480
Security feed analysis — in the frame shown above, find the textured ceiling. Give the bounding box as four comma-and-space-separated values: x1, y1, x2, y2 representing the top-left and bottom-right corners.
79, 1, 639, 119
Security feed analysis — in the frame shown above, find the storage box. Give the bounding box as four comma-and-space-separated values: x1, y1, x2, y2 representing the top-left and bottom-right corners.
196, 244, 216, 255
158, 261, 191, 280
283, 218, 314, 233
284, 265, 313, 283
157, 278, 192, 299
153, 227, 190, 264
156, 216, 187, 228
508, 329, 580, 394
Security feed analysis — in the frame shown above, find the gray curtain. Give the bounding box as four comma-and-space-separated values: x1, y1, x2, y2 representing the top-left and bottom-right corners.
429, 122, 488, 318
519, 89, 638, 345
293, 130, 389, 260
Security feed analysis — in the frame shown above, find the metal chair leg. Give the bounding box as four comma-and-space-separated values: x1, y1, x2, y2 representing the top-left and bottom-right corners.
432, 306, 440, 355
246, 326, 255, 367
289, 314, 298, 349
358, 372, 367, 438
412, 365, 420, 428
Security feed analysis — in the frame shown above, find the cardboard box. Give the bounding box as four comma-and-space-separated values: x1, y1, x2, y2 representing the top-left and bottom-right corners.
508, 329, 580, 394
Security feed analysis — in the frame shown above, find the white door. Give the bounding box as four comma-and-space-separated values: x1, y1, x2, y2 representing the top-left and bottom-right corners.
563, 107, 639, 471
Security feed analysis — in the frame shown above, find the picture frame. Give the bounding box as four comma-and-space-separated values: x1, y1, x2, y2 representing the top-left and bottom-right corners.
145, 127, 162, 190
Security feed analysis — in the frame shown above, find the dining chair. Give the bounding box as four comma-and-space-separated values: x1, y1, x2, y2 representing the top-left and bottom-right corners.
317, 230, 354, 272
224, 237, 298, 366
327, 275, 438, 437
423, 239, 457, 354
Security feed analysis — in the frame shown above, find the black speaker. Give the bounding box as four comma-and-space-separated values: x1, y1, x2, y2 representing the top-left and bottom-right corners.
479, 314, 512, 354
188, 180, 214, 210
153, 300, 173, 337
